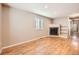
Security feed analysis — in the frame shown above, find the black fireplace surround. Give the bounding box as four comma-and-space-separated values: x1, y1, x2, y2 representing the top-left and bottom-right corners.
49, 27, 59, 35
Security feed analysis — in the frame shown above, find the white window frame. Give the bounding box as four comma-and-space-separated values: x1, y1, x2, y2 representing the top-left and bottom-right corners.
35, 16, 44, 30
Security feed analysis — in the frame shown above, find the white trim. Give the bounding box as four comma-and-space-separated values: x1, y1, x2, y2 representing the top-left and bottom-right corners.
2, 36, 47, 50
1, 35, 67, 52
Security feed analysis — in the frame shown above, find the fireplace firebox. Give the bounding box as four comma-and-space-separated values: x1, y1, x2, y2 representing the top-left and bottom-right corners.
49, 27, 59, 35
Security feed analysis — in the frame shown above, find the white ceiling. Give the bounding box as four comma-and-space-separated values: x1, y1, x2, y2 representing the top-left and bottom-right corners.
7, 3, 79, 19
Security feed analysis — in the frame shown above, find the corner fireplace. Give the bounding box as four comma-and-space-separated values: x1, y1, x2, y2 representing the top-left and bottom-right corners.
49, 24, 60, 36
49, 27, 59, 35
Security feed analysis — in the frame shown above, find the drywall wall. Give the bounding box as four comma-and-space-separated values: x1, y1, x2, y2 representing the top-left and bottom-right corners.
2, 5, 50, 47
2, 4, 11, 47
53, 17, 69, 26
0, 4, 2, 51
53, 17, 69, 37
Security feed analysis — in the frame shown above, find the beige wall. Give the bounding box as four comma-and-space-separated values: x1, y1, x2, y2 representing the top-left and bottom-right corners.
53, 17, 69, 37
0, 4, 2, 50
53, 17, 69, 26
2, 5, 10, 47
2, 5, 50, 47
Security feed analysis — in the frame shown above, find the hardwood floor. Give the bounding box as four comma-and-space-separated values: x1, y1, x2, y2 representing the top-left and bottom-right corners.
1, 37, 79, 55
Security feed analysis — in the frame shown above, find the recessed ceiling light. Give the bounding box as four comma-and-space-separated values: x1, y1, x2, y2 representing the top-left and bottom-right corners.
44, 5, 48, 8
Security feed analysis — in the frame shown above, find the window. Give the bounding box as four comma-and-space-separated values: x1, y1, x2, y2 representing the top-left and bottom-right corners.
35, 16, 44, 30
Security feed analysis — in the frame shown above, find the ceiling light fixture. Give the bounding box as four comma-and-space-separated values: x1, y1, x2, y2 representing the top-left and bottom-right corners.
44, 5, 48, 8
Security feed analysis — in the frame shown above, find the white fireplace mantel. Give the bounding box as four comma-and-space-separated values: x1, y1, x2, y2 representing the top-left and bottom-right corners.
49, 24, 60, 27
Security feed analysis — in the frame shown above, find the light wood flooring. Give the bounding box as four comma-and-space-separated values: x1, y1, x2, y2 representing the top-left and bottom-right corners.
1, 37, 79, 55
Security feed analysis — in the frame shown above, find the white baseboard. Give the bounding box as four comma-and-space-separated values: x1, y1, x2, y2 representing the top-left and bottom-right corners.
2, 36, 47, 50
1, 35, 67, 51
